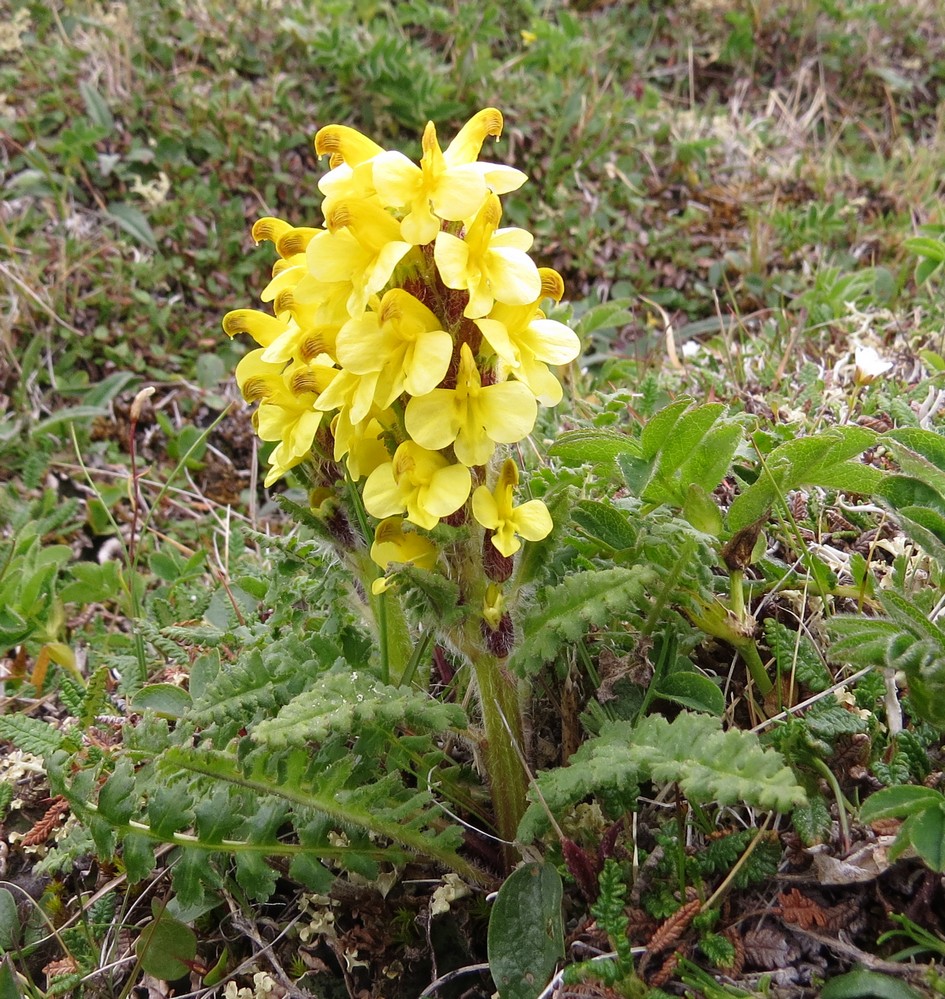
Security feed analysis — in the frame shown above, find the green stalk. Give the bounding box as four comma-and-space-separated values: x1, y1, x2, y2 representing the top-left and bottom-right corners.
459, 624, 528, 870
344, 471, 412, 685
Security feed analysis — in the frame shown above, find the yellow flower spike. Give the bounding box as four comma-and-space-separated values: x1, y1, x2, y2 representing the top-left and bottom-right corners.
433, 194, 541, 319
252, 216, 295, 248
372, 110, 526, 246
222, 309, 287, 348
363, 441, 471, 531
472, 458, 553, 557
482, 583, 506, 630
370, 516, 438, 574
404, 343, 538, 467
335, 289, 452, 408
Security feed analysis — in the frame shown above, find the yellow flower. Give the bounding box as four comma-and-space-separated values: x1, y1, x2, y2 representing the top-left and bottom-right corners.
433, 194, 541, 319
335, 289, 452, 408
475, 269, 580, 405
338, 416, 389, 480
363, 441, 471, 530
472, 458, 553, 556
372, 108, 526, 245
482, 583, 506, 629
305, 201, 413, 317
314, 123, 385, 211
222, 308, 288, 348
404, 343, 537, 467
370, 517, 438, 593
314, 366, 379, 427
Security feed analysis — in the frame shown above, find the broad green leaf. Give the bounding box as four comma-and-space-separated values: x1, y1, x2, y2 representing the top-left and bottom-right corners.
0, 956, 19, 999
106, 202, 159, 251
0, 888, 19, 951
729, 427, 879, 531
884, 429, 945, 497
571, 500, 638, 551
903, 236, 945, 262
859, 785, 943, 824
136, 912, 197, 981
640, 397, 693, 460
574, 301, 634, 337
32, 405, 111, 434
132, 684, 193, 719
654, 671, 725, 715
122, 832, 156, 884
682, 484, 724, 536
879, 475, 945, 515
650, 403, 726, 484
147, 785, 193, 839
675, 421, 742, 498
289, 854, 335, 893
549, 429, 640, 465
821, 968, 924, 999
488, 863, 563, 999
906, 801, 945, 872
98, 758, 135, 825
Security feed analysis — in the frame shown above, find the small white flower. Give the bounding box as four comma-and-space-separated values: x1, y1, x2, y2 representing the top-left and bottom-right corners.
853, 345, 892, 386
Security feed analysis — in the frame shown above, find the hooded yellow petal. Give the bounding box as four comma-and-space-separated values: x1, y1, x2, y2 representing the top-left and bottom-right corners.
222, 309, 286, 348
443, 108, 503, 166
314, 124, 385, 167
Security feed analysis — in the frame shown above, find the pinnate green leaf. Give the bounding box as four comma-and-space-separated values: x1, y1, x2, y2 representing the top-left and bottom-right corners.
509, 566, 660, 677
520, 712, 805, 842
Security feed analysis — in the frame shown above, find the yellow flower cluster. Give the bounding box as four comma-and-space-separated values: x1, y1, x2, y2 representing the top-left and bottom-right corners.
223, 109, 579, 572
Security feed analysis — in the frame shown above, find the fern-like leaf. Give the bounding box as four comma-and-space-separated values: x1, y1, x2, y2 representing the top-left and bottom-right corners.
510, 566, 660, 677
253, 670, 467, 748
0, 714, 65, 756
519, 712, 805, 842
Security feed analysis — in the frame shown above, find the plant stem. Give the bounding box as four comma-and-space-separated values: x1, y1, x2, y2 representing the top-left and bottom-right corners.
460, 625, 528, 870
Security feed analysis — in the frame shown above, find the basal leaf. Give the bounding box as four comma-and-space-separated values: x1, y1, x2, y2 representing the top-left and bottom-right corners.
0, 714, 64, 757
509, 566, 660, 677
905, 802, 945, 872
653, 671, 724, 715
859, 785, 943, 823
488, 863, 563, 999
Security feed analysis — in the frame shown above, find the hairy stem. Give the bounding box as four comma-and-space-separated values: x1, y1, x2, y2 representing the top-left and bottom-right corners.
460, 625, 528, 870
